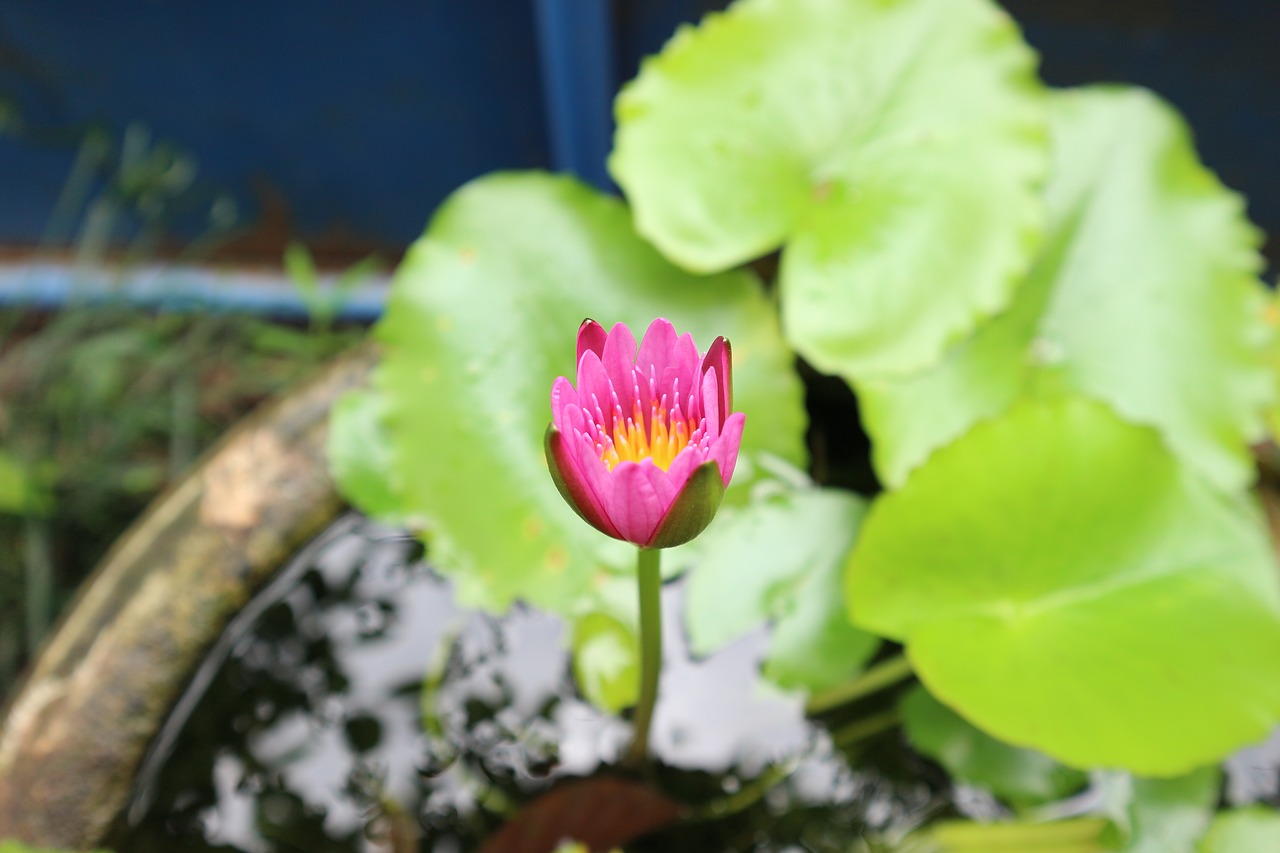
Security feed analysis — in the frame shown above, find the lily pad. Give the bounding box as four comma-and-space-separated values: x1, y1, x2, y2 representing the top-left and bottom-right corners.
1198, 807, 1280, 853
900, 685, 1087, 808
611, 0, 1046, 379
860, 86, 1272, 492
1116, 769, 1221, 853
846, 396, 1280, 775
684, 481, 878, 694
328, 389, 414, 527
373, 172, 806, 614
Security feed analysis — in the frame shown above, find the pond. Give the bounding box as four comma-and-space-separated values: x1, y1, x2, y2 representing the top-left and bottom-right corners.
107, 514, 955, 852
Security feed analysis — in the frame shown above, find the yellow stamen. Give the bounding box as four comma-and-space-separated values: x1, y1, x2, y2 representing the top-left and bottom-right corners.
601, 402, 693, 471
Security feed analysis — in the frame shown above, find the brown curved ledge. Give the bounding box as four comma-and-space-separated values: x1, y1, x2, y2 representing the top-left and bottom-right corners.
0, 345, 375, 849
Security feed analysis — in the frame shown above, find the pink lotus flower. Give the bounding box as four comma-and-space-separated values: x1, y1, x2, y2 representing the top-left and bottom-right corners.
546, 318, 746, 549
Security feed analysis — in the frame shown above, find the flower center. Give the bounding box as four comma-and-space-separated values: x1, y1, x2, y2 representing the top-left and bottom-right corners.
601, 400, 694, 471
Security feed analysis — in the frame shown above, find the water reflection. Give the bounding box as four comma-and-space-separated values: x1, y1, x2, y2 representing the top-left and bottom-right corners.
110, 514, 946, 852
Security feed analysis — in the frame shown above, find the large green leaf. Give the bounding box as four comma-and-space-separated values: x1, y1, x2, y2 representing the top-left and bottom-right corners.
1198, 807, 1280, 853
610, 0, 1046, 379
373, 171, 806, 614
328, 389, 416, 527
860, 86, 1272, 491
900, 685, 1087, 808
846, 396, 1280, 775
1114, 769, 1221, 853
683, 478, 878, 694
900, 818, 1110, 852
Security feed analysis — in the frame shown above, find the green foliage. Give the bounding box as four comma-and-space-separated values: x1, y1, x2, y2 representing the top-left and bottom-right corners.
285, 242, 383, 333
0, 451, 48, 516
1197, 807, 1280, 853
859, 87, 1272, 491
683, 475, 878, 694
895, 817, 1111, 852
327, 0, 1280, 843
847, 397, 1280, 774
326, 388, 411, 526
611, 0, 1046, 379
347, 171, 806, 615
0, 841, 111, 853
899, 685, 1087, 808
1108, 769, 1222, 853
0, 305, 359, 696
571, 610, 640, 714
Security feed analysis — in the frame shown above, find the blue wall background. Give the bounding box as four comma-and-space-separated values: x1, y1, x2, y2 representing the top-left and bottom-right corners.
0, 0, 1275, 261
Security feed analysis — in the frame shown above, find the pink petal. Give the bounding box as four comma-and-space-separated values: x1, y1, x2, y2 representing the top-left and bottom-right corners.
636, 318, 678, 371
600, 322, 639, 409
699, 365, 721, 436
709, 412, 746, 487
602, 461, 677, 546
550, 376, 579, 427
664, 447, 703, 494
671, 333, 703, 417
567, 429, 630, 528
547, 428, 623, 540
700, 337, 732, 421
576, 319, 608, 364
576, 350, 617, 429
635, 319, 682, 397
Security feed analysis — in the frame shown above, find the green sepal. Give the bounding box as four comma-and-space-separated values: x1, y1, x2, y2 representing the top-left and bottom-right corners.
646, 460, 726, 549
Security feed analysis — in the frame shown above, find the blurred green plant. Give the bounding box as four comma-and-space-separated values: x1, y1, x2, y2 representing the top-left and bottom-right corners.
284, 241, 383, 334
0, 841, 111, 853
330, 0, 1280, 847
0, 121, 366, 698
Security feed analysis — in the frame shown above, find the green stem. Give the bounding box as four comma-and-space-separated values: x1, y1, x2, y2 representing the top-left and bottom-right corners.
830, 708, 900, 749
23, 516, 53, 654
623, 547, 663, 769
804, 654, 914, 716
685, 758, 799, 824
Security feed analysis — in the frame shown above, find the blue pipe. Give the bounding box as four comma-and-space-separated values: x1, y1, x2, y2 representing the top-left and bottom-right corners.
533, 0, 617, 191
0, 261, 389, 323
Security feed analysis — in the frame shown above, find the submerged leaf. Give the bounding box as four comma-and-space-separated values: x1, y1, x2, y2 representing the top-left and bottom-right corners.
571, 611, 639, 714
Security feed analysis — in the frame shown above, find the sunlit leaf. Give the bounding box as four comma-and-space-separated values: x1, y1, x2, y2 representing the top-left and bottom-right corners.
684, 480, 878, 694
327, 389, 414, 526
860, 87, 1272, 492
373, 172, 806, 614
611, 0, 1046, 379
1197, 807, 1280, 853
847, 397, 1280, 775
1112, 769, 1221, 853
900, 685, 1087, 808
902, 817, 1110, 852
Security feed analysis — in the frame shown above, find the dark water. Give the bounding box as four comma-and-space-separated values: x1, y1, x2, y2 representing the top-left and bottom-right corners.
105, 514, 1280, 852
107, 514, 949, 852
